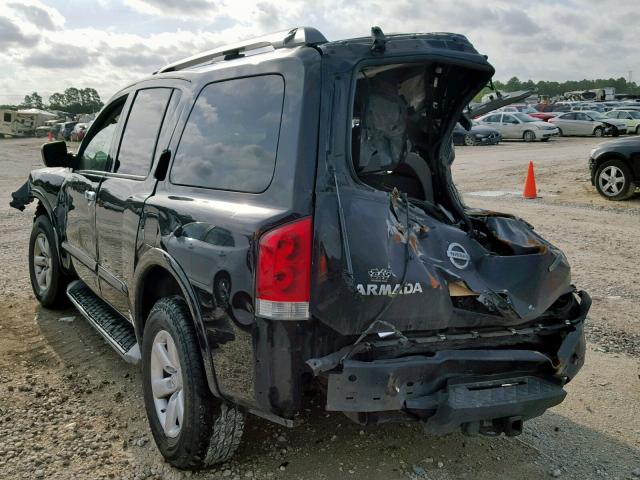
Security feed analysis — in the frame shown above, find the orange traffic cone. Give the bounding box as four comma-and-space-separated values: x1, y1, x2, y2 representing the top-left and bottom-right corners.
523, 161, 537, 199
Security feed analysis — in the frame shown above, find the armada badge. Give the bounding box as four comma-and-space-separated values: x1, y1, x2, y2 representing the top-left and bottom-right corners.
447, 243, 470, 269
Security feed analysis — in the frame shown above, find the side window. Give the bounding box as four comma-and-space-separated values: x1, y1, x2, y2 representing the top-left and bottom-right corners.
503, 115, 516, 124
3, 112, 11, 122
170, 75, 284, 193
115, 88, 173, 176
79, 99, 126, 171
563, 113, 575, 120
575, 113, 588, 121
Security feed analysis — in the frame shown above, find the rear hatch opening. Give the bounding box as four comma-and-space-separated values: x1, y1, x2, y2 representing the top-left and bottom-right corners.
342, 60, 578, 328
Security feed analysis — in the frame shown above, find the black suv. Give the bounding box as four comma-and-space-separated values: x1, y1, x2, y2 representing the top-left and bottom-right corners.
589, 136, 640, 200
11, 27, 590, 469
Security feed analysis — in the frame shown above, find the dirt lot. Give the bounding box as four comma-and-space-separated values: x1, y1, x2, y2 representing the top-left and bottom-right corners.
0, 137, 638, 480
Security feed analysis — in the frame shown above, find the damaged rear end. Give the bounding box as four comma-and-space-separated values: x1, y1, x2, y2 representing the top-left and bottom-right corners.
308, 31, 589, 436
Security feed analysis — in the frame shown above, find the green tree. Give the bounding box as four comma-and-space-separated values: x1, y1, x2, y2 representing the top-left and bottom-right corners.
22, 92, 44, 109
47, 87, 104, 114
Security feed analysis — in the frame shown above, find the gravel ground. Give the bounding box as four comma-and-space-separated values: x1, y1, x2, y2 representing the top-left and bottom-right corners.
0, 137, 639, 480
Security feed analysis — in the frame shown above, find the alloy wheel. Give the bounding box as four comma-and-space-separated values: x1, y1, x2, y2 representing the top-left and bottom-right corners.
150, 330, 184, 438
33, 233, 52, 294
598, 165, 626, 197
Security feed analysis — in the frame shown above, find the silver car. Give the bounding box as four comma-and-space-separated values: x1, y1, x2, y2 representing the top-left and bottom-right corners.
476, 112, 559, 142
550, 111, 626, 137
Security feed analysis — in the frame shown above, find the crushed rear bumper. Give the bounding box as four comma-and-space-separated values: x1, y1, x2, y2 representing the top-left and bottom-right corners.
315, 292, 589, 435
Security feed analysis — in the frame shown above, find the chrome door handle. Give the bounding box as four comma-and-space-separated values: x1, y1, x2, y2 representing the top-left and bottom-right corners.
84, 190, 96, 202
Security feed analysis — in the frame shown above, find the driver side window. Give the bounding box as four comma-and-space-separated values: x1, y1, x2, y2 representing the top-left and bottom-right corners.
78, 98, 126, 171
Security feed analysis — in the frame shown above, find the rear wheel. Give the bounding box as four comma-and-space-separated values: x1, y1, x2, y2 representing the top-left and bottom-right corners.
635, 125, 640, 135
595, 159, 635, 200
557, 127, 563, 136
142, 296, 245, 469
593, 127, 604, 137
523, 130, 536, 142
463, 134, 475, 146
28, 215, 70, 308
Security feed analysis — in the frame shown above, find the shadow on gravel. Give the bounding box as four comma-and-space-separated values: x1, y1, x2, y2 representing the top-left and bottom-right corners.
31, 304, 639, 480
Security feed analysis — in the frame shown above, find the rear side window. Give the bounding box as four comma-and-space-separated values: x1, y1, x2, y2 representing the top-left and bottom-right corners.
170, 75, 284, 193
115, 88, 173, 176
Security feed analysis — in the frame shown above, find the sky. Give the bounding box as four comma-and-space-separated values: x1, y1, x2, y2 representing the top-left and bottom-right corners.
0, 0, 638, 104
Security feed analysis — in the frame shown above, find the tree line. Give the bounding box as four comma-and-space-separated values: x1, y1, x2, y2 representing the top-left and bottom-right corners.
475, 76, 640, 102
6, 88, 104, 114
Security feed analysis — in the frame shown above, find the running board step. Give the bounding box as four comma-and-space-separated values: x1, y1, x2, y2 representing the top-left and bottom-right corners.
67, 280, 140, 364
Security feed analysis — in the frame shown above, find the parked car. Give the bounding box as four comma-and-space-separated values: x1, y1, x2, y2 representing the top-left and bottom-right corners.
10, 27, 589, 468
60, 121, 78, 141
589, 137, 640, 200
494, 104, 538, 114
550, 111, 625, 137
476, 112, 559, 141
35, 125, 52, 137
51, 122, 65, 139
571, 104, 606, 113
70, 122, 89, 142
452, 122, 501, 145
529, 111, 559, 122
605, 110, 640, 135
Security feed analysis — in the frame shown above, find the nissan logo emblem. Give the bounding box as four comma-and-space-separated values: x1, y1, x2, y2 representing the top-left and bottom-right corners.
447, 243, 470, 269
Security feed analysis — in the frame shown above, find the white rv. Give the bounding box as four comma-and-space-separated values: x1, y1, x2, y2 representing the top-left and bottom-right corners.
0, 108, 57, 137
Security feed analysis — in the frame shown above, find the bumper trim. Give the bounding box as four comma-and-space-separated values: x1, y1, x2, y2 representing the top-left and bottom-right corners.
417, 375, 566, 435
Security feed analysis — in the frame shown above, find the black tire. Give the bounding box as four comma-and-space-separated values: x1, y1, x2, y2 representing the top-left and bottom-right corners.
142, 296, 245, 469
28, 215, 70, 308
635, 125, 640, 135
463, 134, 475, 146
557, 127, 563, 136
594, 159, 636, 201
593, 127, 604, 137
523, 130, 536, 142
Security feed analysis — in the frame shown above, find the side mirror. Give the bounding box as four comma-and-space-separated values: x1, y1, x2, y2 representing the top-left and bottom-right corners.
41, 141, 75, 168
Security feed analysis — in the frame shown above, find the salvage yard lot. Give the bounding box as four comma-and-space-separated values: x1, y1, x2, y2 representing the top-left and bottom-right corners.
0, 137, 638, 479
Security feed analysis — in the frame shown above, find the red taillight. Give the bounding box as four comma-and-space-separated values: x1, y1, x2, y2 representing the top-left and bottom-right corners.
256, 217, 312, 320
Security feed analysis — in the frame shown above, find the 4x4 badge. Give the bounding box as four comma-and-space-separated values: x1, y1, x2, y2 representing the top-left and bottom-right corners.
447, 243, 470, 269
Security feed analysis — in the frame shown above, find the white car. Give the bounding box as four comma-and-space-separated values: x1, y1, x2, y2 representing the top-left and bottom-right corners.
476, 112, 559, 142
550, 111, 627, 137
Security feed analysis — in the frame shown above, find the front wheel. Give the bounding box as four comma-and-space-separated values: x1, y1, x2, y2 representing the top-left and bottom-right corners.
593, 127, 604, 137
557, 127, 563, 136
142, 296, 245, 469
595, 159, 635, 200
523, 130, 536, 142
29, 215, 70, 308
635, 125, 640, 135
463, 134, 475, 146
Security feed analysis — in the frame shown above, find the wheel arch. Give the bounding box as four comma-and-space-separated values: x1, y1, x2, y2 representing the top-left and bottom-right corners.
592, 153, 630, 176
132, 248, 222, 397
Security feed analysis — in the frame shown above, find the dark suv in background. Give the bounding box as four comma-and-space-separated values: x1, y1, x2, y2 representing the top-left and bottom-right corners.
11, 27, 590, 469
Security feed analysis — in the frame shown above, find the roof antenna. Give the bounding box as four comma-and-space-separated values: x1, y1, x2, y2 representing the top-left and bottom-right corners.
370, 26, 386, 52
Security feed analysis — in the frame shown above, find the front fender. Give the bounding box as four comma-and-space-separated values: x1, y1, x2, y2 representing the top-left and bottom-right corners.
132, 247, 223, 398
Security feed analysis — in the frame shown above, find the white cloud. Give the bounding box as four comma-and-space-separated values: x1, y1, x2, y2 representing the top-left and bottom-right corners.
0, 0, 639, 104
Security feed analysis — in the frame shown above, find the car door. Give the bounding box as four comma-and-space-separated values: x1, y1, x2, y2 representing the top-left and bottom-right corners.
62, 97, 126, 293
95, 86, 181, 316
556, 112, 575, 135
501, 114, 520, 139
574, 112, 594, 135
481, 114, 503, 136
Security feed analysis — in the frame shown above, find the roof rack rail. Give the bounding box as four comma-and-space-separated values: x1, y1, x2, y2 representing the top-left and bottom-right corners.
155, 26, 327, 74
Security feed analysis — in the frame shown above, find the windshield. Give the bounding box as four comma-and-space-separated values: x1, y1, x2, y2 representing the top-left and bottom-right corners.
513, 113, 536, 123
